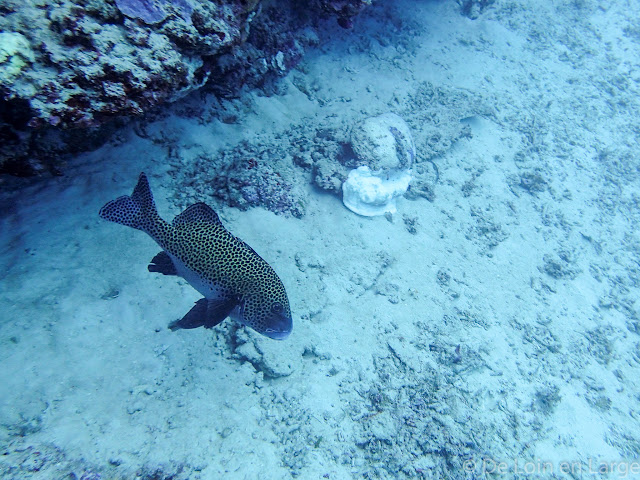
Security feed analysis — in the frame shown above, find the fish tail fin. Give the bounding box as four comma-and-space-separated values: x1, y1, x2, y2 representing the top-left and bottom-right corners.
99, 172, 159, 232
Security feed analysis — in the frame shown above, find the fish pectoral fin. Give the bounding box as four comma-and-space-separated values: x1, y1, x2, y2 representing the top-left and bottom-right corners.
148, 251, 178, 276
168, 297, 238, 331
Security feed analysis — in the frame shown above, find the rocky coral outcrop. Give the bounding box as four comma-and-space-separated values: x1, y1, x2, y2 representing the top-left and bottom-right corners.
0, 0, 257, 130
0, 0, 375, 176
0, 0, 262, 174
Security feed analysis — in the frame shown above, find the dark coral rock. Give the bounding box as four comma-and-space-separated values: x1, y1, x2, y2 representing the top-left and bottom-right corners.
313, 0, 372, 28
205, 2, 317, 99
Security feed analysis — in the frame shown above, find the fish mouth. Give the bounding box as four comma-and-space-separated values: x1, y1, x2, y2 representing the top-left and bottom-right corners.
264, 315, 293, 340
265, 329, 292, 340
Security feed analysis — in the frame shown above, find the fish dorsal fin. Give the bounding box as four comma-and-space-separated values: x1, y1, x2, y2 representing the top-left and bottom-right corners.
173, 202, 222, 226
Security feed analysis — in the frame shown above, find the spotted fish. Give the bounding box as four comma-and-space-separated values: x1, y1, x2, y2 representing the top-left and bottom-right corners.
99, 173, 292, 340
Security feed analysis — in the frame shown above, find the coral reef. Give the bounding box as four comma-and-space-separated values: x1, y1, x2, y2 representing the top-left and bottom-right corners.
0, 0, 376, 176
0, 1, 486, 177
0, 0, 251, 129
0, 0, 259, 174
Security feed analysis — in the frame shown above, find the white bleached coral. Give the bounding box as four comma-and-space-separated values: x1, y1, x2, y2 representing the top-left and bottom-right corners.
342, 166, 412, 216
342, 113, 415, 216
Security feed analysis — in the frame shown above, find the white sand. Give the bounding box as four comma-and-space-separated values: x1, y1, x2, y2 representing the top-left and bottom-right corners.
1, 0, 640, 478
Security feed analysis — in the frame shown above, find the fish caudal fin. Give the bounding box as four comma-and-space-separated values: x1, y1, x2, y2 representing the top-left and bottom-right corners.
99, 172, 159, 232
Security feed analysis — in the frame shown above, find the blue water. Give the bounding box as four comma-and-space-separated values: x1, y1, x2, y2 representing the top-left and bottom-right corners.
1, 1, 639, 479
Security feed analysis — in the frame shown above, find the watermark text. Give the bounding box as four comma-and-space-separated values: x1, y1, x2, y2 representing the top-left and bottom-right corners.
462, 457, 640, 478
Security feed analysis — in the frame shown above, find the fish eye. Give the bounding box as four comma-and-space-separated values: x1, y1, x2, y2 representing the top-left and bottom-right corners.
271, 302, 283, 314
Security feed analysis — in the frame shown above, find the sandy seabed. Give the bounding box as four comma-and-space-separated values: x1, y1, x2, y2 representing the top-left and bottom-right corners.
1, 1, 640, 479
